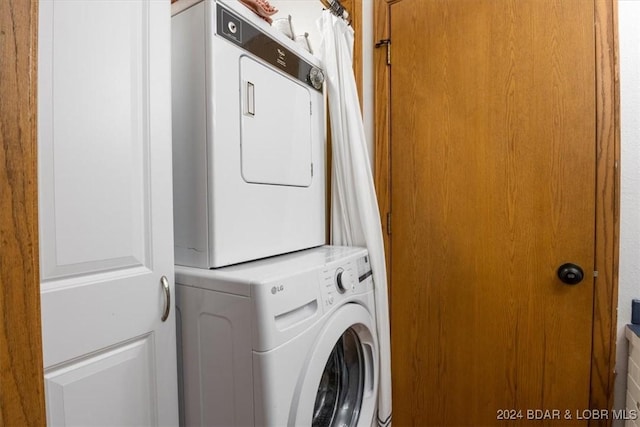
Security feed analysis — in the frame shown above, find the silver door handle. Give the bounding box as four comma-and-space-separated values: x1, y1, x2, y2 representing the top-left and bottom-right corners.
246, 81, 255, 116
160, 275, 170, 322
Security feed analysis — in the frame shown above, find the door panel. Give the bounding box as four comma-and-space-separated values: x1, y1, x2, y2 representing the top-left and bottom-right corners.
39, 0, 151, 279
38, 0, 178, 425
389, 0, 596, 425
44, 335, 157, 426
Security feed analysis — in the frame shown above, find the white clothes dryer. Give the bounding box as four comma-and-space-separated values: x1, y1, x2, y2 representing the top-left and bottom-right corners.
171, 0, 326, 268
175, 246, 379, 426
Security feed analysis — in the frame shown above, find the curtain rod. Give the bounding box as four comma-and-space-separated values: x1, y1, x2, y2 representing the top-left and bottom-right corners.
319, 0, 352, 25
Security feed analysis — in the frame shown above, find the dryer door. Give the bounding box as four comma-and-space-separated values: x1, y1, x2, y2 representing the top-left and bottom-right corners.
291, 304, 378, 427
240, 56, 313, 187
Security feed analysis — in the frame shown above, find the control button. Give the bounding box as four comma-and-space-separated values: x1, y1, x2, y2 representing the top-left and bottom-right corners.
228, 21, 237, 34
335, 268, 347, 293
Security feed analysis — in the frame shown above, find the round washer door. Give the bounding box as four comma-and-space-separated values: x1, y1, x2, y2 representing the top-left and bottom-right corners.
290, 303, 378, 427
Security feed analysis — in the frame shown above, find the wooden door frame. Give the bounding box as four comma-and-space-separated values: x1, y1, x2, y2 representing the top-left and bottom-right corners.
0, 0, 46, 425
373, 0, 621, 423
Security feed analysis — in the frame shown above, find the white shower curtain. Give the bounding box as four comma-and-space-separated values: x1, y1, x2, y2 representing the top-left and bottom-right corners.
319, 12, 392, 427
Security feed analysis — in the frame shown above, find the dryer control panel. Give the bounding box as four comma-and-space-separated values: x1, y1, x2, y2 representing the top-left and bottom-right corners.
216, 4, 322, 92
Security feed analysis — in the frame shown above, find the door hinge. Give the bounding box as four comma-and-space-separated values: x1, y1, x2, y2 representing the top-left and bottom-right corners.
375, 39, 391, 66
386, 212, 392, 235
310, 101, 312, 115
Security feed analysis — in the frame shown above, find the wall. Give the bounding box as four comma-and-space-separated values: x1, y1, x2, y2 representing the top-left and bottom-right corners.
615, 0, 640, 421
268, 1, 324, 53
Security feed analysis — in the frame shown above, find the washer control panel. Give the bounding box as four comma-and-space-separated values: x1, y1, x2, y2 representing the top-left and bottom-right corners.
319, 253, 373, 311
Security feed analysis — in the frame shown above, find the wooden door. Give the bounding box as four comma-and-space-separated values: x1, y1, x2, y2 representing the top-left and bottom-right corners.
389, 0, 598, 424
38, 1, 178, 425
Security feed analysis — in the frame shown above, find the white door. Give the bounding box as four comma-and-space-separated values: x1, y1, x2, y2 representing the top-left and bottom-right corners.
37, 1, 178, 425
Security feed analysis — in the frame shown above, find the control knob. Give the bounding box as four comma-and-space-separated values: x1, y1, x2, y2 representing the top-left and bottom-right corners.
335, 267, 347, 293
308, 67, 325, 90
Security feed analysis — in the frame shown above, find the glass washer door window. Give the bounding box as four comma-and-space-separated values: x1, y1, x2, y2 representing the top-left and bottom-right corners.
312, 328, 365, 427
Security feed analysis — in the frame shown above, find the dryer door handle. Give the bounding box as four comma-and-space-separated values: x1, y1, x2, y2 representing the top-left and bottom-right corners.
246, 81, 255, 116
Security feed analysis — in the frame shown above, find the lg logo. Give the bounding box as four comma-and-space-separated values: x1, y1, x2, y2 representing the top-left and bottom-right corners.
271, 285, 284, 295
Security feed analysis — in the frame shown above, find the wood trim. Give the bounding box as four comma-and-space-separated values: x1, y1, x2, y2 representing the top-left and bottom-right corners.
590, 0, 620, 424
0, 0, 46, 425
373, 0, 621, 420
373, 0, 391, 285
338, 0, 363, 101
352, 0, 362, 103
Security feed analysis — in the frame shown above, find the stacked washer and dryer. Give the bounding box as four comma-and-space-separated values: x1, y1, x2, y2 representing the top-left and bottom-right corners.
171, 1, 379, 426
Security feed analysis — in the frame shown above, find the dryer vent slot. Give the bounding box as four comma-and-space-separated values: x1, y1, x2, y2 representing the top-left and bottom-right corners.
274, 300, 318, 330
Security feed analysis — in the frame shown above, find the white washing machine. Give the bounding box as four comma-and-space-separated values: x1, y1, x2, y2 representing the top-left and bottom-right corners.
171, 0, 326, 268
175, 246, 379, 426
